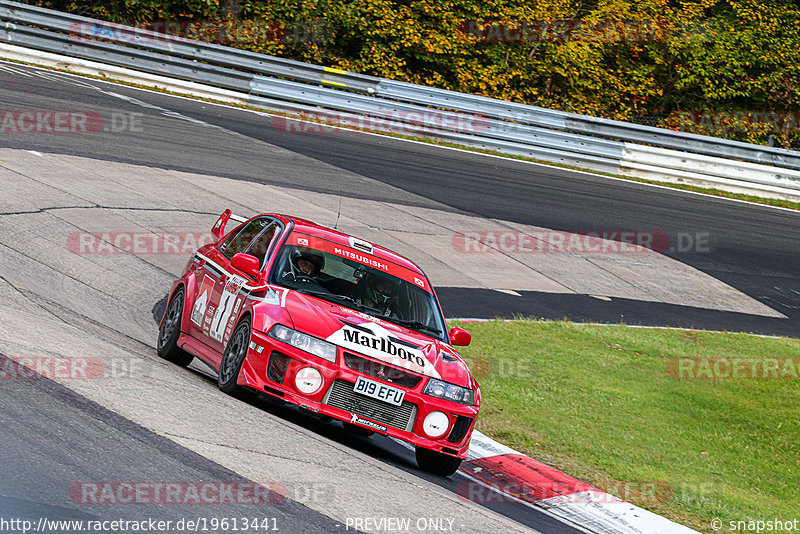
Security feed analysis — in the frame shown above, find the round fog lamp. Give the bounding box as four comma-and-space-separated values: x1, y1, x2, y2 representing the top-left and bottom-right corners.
294, 367, 323, 394
422, 411, 450, 438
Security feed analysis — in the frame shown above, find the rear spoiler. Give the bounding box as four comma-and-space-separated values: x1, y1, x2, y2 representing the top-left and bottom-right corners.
211, 209, 249, 241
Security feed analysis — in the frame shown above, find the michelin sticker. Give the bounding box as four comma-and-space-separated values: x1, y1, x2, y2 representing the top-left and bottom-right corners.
210, 275, 247, 342
350, 414, 387, 433
327, 322, 440, 378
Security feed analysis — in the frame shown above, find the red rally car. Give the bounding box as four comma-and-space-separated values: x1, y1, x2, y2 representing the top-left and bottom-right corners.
157, 211, 479, 476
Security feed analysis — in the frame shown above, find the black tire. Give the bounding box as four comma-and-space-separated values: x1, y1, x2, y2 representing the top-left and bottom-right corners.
342, 422, 374, 437
218, 318, 252, 397
415, 446, 463, 477
157, 288, 193, 367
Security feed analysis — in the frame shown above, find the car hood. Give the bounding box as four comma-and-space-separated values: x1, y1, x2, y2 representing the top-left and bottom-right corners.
283, 290, 474, 388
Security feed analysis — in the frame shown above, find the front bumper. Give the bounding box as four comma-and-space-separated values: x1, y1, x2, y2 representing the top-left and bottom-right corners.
240, 329, 479, 458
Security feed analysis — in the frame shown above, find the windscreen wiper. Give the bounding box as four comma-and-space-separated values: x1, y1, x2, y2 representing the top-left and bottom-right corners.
295, 289, 381, 314
380, 317, 442, 336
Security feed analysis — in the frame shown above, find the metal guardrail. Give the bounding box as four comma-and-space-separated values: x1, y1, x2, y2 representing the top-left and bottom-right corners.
2, 0, 800, 199
0, 1, 381, 92
375, 80, 800, 170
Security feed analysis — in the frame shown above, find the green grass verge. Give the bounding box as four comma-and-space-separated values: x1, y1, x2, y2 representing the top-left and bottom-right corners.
453, 320, 800, 533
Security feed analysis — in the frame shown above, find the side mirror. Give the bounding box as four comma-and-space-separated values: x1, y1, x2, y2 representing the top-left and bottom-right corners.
231, 253, 261, 279
449, 327, 471, 347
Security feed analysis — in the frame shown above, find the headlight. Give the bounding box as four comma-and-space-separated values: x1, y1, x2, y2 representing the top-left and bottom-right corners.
268, 324, 337, 363
423, 378, 475, 405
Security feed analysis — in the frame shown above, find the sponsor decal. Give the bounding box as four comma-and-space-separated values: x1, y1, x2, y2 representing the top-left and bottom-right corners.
291, 232, 432, 292
333, 247, 389, 271
413, 277, 425, 289
191, 275, 215, 326
350, 413, 387, 433
249, 286, 287, 307
210, 276, 247, 342
327, 322, 440, 378
297, 237, 309, 246
222, 296, 244, 345
249, 341, 265, 354
201, 304, 216, 336
337, 308, 401, 331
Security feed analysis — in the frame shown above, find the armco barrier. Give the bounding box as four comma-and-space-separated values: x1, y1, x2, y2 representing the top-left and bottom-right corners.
2, 0, 800, 200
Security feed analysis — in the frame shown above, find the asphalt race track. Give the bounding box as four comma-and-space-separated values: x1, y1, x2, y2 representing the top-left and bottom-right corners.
1, 60, 798, 533
0, 62, 589, 534
0, 368, 345, 533
2, 61, 799, 336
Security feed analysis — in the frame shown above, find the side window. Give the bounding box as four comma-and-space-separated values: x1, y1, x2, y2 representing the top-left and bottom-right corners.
219, 217, 273, 260
244, 222, 280, 267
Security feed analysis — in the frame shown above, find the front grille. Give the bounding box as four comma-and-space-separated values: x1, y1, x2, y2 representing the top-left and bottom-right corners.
343, 353, 423, 389
447, 415, 473, 443
324, 379, 417, 432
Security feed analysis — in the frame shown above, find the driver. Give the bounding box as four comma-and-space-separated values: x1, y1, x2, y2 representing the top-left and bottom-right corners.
357, 272, 401, 315
283, 247, 325, 282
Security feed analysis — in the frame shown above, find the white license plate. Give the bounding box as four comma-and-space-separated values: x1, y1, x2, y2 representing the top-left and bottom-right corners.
353, 377, 405, 406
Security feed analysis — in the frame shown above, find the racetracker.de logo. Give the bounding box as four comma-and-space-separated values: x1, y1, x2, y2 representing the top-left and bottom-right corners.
272, 110, 491, 136
0, 111, 143, 134
69, 482, 287, 505
1, 111, 102, 134
452, 230, 671, 254
67, 232, 215, 255
459, 20, 700, 43
667, 357, 800, 379
67, 20, 328, 45
0, 355, 104, 380
456, 480, 672, 505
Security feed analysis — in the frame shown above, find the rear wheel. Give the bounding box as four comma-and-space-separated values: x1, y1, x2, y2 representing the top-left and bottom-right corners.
157, 288, 193, 367
415, 446, 462, 477
218, 318, 252, 397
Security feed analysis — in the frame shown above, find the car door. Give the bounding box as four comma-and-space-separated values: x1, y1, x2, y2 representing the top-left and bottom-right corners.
188, 217, 279, 360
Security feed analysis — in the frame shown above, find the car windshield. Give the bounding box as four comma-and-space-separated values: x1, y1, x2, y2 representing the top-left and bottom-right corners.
270, 234, 448, 341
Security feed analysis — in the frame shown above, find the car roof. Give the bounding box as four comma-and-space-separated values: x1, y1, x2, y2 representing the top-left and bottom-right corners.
268, 213, 425, 275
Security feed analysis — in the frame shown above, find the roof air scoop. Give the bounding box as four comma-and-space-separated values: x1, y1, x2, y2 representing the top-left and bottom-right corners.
349, 237, 373, 254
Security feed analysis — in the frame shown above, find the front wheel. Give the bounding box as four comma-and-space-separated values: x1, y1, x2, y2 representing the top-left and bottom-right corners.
415, 446, 462, 477
218, 318, 252, 397
157, 288, 193, 367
